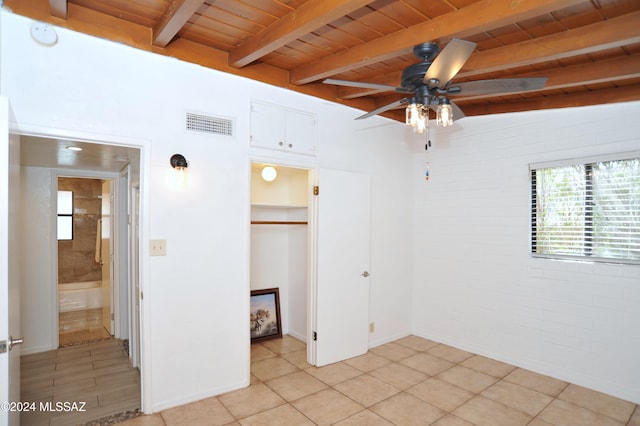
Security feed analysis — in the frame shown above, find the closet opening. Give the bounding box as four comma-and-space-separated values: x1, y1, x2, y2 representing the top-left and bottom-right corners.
249, 162, 311, 360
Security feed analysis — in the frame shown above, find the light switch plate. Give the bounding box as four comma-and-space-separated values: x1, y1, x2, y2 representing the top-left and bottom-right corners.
150, 240, 166, 256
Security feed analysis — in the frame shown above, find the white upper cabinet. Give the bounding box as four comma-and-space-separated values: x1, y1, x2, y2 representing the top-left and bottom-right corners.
250, 100, 317, 156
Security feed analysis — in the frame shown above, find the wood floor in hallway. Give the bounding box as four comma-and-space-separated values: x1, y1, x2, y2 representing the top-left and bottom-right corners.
20, 339, 140, 425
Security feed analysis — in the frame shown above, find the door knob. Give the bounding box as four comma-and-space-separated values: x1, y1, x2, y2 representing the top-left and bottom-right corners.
9, 336, 24, 350
361, 271, 370, 277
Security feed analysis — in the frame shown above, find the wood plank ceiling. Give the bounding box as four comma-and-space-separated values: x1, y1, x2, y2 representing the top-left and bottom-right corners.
5, 0, 640, 123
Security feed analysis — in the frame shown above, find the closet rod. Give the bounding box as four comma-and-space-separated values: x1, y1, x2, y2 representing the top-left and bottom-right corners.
251, 220, 308, 225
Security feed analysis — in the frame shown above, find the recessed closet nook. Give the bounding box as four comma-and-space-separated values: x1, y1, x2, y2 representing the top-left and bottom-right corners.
250, 163, 310, 343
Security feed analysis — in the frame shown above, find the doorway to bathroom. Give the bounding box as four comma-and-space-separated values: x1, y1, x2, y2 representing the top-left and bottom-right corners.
57, 177, 113, 347
17, 133, 146, 422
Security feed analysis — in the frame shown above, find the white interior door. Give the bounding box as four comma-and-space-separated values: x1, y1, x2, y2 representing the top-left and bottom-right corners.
315, 168, 371, 366
1, 96, 22, 426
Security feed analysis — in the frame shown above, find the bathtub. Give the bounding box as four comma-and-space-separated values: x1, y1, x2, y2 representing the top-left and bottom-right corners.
58, 281, 103, 312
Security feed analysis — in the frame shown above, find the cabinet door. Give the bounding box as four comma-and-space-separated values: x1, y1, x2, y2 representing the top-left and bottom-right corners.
250, 101, 285, 150
285, 109, 316, 155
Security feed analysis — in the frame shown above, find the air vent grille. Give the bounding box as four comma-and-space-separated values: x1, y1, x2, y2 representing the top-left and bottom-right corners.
186, 112, 233, 136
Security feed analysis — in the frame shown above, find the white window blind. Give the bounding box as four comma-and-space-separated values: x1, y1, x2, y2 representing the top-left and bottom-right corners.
531, 156, 640, 264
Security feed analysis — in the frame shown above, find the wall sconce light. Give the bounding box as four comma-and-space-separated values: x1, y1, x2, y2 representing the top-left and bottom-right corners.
170, 154, 188, 186
261, 165, 277, 182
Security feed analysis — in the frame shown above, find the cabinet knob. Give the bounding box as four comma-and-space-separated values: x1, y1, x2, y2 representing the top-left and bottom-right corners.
278, 141, 284, 146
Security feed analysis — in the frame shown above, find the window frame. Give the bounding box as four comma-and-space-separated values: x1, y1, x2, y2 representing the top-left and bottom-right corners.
529, 151, 640, 265
57, 190, 74, 241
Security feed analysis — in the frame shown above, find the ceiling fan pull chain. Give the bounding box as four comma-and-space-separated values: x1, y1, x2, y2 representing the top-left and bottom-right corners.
424, 124, 431, 151
425, 131, 431, 181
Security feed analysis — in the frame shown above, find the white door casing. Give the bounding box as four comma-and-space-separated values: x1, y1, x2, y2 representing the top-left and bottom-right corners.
129, 185, 141, 368
1, 96, 22, 426
315, 168, 371, 366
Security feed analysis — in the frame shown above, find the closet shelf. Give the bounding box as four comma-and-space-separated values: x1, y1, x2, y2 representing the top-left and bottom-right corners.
251, 203, 308, 208
251, 220, 308, 225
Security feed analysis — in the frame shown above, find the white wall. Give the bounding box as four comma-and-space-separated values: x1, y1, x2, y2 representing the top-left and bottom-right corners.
0, 9, 414, 411
250, 206, 309, 340
288, 214, 308, 340
412, 102, 640, 404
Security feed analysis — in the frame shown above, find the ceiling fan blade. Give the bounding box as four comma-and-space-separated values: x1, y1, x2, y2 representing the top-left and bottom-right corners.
356, 98, 409, 120
450, 101, 465, 121
424, 39, 476, 88
323, 78, 413, 94
448, 77, 548, 96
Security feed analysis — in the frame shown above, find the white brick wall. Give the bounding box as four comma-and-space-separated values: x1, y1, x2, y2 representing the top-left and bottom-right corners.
411, 101, 640, 404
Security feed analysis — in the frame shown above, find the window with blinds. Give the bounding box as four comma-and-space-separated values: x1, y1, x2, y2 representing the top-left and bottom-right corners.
530, 155, 640, 264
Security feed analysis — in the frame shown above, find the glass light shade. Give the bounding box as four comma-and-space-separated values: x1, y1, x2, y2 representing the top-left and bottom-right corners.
406, 103, 420, 126
406, 103, 427, 133
437, 102, 453, 127
261, 166, 277, 182
415, 108, 427, 133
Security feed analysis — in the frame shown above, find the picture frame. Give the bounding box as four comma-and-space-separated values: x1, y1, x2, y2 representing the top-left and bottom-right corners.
250, 288, 282, 343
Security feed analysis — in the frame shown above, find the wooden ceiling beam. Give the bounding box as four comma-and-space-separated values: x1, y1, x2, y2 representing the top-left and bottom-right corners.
229, 0, 374, 68
289, 0, 588, 85
153, 0, 206, 48
458, 84, 640, 117
337, 11, 640, 99
49, 0, 67, 19
458, 11, 640, 78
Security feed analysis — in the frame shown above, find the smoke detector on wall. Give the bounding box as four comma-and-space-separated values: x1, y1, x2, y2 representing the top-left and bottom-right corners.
30, 22, 58, 46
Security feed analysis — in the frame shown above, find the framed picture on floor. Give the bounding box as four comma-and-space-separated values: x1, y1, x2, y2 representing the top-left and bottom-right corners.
250, 288, 282, 343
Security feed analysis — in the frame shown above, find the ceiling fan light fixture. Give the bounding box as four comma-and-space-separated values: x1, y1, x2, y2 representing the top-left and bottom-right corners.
437, 97, 453, 127
406, 102, 427, 134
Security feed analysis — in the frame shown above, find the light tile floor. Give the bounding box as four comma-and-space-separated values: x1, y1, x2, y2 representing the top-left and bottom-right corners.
121, 335, 640, 425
